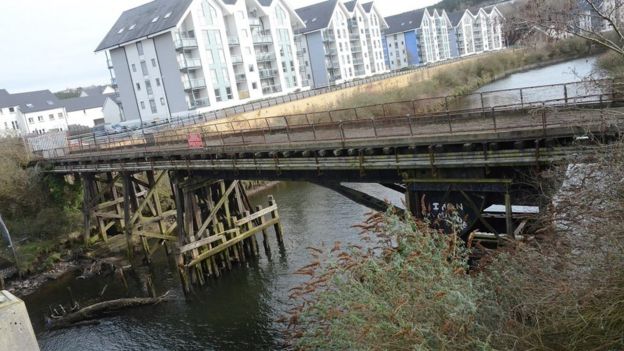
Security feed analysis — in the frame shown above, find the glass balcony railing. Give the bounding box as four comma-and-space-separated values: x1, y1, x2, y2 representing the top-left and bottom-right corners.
190, 97, 210, 109
231, 55, 243, 64
255, 52, 274, 61
174, 37, 198, 49
178, 58, 202, 70
235, 74, 247, 82
228, 37, 240, 45
183, 78, 206, 90
249, 18, 261, 26
252, 35, 273, 44
259, 69, 278, 79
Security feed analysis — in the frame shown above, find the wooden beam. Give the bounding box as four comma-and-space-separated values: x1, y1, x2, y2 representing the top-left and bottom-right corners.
234, 205, 277, 226
196, 181, 239, 237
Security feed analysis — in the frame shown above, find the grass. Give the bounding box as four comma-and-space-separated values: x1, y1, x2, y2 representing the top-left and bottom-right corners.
286, 138, 624, 350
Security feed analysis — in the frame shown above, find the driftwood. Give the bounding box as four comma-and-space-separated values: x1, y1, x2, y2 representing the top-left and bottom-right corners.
47, 291, 171, 330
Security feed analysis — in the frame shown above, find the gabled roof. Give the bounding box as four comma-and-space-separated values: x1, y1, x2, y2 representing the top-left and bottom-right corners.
80, 85, 110, 97
96, 0, 193, 52
344, 0, 357, 12
361, 2, 373, 13
61, 95, 111, 113
0, 89, 8, 97
0, 90, 63, 113
384, 8, 426, 35
295, 0, 340, 34
447, 10, 465, 27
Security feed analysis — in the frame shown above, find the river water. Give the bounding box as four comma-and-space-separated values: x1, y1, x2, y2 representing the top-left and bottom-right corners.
27, 57, 599, 351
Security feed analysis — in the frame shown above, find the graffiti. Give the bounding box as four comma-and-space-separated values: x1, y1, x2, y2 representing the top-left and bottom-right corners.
420, 194, 470, 234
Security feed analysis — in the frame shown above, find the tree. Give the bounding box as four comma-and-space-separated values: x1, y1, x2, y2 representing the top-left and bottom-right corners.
516, 0, 624, 56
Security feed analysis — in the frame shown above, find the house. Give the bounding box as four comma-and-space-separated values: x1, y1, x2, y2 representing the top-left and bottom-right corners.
383, 9, 431, 70
294, 0, 388, 89
61, 95, 122, 128
0, 90, 69, 135
96, 0, 306, 123
448, 9, 476, 57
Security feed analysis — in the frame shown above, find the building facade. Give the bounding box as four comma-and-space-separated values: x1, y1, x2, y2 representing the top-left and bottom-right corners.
383, 5, 505, 71
0, 90, 70, 136
294, 0, 388, 89
97, 0, 306, 123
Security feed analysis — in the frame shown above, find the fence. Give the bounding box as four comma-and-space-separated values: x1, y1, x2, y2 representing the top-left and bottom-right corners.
37, 79, 624, 160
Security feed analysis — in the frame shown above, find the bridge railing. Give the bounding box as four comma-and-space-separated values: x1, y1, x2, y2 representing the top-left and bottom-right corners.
36, 79, 624, 160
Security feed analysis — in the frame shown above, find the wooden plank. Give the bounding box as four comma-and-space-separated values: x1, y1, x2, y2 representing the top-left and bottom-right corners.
140, 210, 177, 224
94, 212, 124, 219
187, 218, 279, 267
234, 205, 277, 226
95, 197, 125, 210
129, 172, 166, 225
196, 181, 239, 237
179, 234, 227, 254
135, 232, 178, 241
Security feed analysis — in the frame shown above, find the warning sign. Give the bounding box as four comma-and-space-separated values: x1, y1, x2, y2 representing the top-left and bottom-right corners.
188, 133, 203, 149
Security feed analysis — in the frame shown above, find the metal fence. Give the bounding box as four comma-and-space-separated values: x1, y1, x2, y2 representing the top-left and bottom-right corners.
37, 79, 624, 161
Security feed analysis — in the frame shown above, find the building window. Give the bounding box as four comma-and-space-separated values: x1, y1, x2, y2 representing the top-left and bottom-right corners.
252, 82, 257, 89
49, 114, 54, 121
140, 101, 145, 109
226, 87, 233, 100
137, 42, 144, 56
132, 64, 137, 72
28, 117, 34, 124
214, 88, 222, 102
58, 112, 63, 118
249, 64, 254, 72
38, 116, 44, 122
141, 61, 149, 76
136, 83, 141, 91
149, 99, 157, 113
155, 78, 161, 86
9, 107, 14, 112
160, 97, 166, 106
145, 80, 153, 95
202, 1, 218, 26
151, 58, 157, 67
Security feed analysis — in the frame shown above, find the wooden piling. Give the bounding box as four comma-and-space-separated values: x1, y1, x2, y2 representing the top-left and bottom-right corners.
268, 195, 284, 245
256, 205, 271, 256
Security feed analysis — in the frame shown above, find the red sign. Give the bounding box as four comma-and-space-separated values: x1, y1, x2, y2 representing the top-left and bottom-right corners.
188, 133, 203, 149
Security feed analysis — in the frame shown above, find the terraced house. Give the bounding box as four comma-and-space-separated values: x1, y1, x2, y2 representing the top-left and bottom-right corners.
294, 0, 388, 89
383, 5, 504, 70
97, 0, 305, 123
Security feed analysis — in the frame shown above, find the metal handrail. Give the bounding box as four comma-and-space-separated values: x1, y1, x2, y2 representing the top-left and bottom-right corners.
42, 91, 622, 161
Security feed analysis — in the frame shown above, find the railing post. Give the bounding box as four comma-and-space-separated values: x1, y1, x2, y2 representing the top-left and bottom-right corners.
519, 88, 524, 108
339, 122, 345, 143
564, 84, 568, 105
371, 118, 378, 137
491, 107, 497, 131
541, 102, 547, 134
480, 92, 485, 114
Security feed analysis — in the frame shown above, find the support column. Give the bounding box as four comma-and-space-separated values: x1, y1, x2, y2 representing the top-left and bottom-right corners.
505, 190, 514, 239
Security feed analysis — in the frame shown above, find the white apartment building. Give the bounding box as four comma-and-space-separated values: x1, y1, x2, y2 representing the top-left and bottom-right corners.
0, 90, 70, 136
62, 95, 122, 127
96, 0, 305, 123
294, 0, 388, 89
449, 10, 476, 57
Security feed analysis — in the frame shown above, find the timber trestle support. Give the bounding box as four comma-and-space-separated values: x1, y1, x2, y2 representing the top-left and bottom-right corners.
79, 171, 284, 293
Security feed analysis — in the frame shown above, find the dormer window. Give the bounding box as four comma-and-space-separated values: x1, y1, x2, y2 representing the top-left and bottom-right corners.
129, 24, 136, 30
152, 17, 159, 23
118, 27, 125, 34
164, 12, 172, 18
46, 100, 54, 105
26, 103, 34, 108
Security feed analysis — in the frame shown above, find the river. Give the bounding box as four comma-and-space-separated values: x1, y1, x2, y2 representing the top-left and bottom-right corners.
27, 57, 600, 351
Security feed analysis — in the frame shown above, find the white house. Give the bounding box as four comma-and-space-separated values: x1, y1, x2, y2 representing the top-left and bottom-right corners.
96, 0, 306, 123
62, 95, 122, 128
294, 0, 388, 89
0, 89, 69, 135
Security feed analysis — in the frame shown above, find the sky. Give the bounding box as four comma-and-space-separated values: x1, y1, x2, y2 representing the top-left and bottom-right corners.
0, 0, 439, 93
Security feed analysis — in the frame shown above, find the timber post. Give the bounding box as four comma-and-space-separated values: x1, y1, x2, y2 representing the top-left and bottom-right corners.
268, 195, 284, 246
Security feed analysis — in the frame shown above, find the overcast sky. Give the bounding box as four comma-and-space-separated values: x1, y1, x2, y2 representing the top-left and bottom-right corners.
0, 0, 439, 93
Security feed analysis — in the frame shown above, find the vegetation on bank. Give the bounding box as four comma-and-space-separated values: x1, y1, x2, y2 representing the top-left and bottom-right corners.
0, 138, 82, 273
597, 51, 624, 77
286, 140, 624, 350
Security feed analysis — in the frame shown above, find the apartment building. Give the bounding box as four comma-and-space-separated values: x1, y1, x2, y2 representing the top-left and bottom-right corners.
96, 0, 305, 123
294, 0, 387, 89
0, 90, 69, 135
384, 6, 504, 70
62, 95, 122, 127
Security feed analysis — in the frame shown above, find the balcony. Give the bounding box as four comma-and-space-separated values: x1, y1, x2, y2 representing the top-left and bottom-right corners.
353, 58, 365, 66
325, 48, 337, 56
183, 78, 206, 90
190, 97, 210, 109
253, 35, 273, 44
175, 37, 198, 50
259, 69, 278, 79
235, 74, 247, 83
231, 55, 243, 64
255, 52, 274, 62
178, 58, 202, 70
323, 35, 335, 43
228, 37, 240, 46
262, 85, 281, 94
249, 18, 261, 26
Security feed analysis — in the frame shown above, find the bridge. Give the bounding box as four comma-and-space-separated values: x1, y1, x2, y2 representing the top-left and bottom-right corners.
30, 79, 624, 292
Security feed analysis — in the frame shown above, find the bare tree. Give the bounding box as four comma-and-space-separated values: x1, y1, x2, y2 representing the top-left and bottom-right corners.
515, 0, 624, 55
